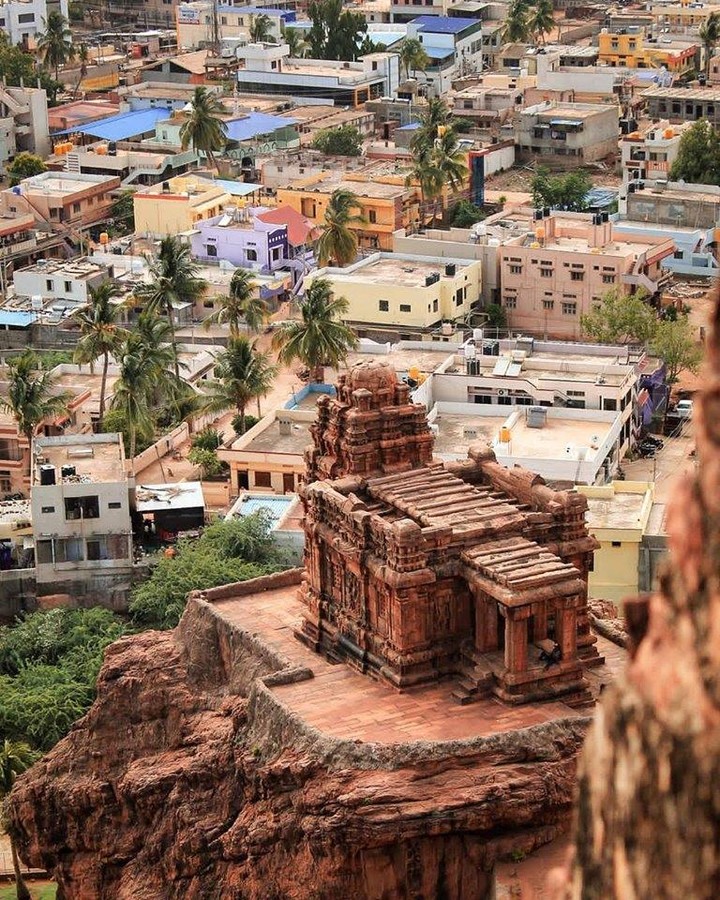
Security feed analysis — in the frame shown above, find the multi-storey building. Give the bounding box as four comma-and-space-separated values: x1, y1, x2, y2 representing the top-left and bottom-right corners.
619, 120, 690, 186
0, 0, 67, 47
515, 102, 620, 168
598, 27, 699, 74
0, 171, 120, 231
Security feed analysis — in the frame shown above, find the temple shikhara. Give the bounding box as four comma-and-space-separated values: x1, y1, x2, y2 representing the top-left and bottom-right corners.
298, 360, 602, 706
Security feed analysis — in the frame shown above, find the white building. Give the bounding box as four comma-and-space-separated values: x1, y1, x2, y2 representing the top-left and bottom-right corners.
31, 433, 133, 585
0, 85, 50, 169
12, 257, 113, 307
403, 16, 484, 95
0, 0, 68, 47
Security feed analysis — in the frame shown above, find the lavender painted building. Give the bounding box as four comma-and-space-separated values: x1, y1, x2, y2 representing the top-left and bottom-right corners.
190, 207, 289, 273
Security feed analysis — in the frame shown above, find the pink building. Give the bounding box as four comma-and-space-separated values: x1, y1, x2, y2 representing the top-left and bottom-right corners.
499, 209, 674, 340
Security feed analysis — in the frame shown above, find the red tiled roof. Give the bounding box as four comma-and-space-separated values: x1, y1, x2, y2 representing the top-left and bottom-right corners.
257, 205, 320, 248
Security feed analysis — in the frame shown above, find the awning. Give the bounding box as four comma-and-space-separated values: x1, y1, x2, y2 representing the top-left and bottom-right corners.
549, 118, 581, 127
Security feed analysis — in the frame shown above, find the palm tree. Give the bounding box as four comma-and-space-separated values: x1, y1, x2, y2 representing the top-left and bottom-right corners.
283, 24, 308, 58
315, 188, 365, 267
431, 128, 468, 224
398, 37, 429, 81
0, 739, 39, 900
205, 269, 269, 335
37, 12, 74, 82
73, 42, 90, 99
179, 86, 228, 171
135, 236, 207, 380
272, 277, 358, 382
0, 352, 70, 477
202, 336, 278, 432
72, 281, 127, 429
503, 0, 531, 43
530, 0, 555, 45
249, 13, 273, 43
406, 142, 443, 227
110, 342, 156, 459
411, 97, 452, 155
700, 11, 720, 76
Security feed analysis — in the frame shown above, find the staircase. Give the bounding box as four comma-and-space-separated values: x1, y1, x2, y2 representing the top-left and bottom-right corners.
451, 643, 495, 705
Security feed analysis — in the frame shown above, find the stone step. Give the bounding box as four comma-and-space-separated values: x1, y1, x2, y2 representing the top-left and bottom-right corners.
451, 689, 474, 706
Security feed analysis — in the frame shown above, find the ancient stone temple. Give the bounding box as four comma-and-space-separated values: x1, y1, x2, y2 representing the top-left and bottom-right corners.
298, 359, 601, 705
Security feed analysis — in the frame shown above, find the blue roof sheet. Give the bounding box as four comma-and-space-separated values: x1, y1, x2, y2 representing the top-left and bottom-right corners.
196, 176, 262, 196
217, 4, 295, 17
52, 108, 169, 140
412, 15, 478, 33
396, 122, 421, 131
424, 46, 456, 60
585, 187, 619, 208
235, 494, 294, 527
225, 112, 297, 143
0, 310, 35, 327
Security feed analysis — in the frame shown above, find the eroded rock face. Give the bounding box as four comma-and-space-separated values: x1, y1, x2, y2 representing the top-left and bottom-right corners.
559, 298, 720, 900
8, 594, 590, 899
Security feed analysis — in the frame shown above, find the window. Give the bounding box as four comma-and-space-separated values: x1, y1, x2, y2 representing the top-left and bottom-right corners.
36, 540, 53, 564
611, 540, 622, 548
64, 280, 72, 293
108, 501, 122, 509
206, 244, 218, 257
603, 398, 618, 411
540, 268, 553, 278
473, 394, 492, 404
46, 279, 53, 291
372, 61, 378, 70
464, 100, 474, 110
254, 471, 272, 488
18, 12, 34, 22
570, 270, 584, 282
400, 303, 411, 312
602, 274, 615, 284
433, 298, 438, 312
272, 247, 280, 261
509, 264, 522, 274
542, 299, 554, 310
562, 302, 577, 315
72, 202, 81, 214
455, 288, 463, 306
54, 537, 84, 563
41, 505, 55, 514
504, 296, 517, 309
567, 390, 585, 397
246, 248, 258, 262
379, 300, 389, 312
0, 470, 10, 493
368, 209, 377, 223
203, 299, 214, 309
64, 495, 100, 520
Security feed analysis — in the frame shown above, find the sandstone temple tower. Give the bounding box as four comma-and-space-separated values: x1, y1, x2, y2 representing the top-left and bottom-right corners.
298, 360, 601, 706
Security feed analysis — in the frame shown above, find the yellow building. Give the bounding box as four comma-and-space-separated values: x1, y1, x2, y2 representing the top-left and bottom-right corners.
274, 172, 421, 252
133, 175, 232, 238
305, 252, 481, 340
598, 30, 699, 73
578, 481, 655, 604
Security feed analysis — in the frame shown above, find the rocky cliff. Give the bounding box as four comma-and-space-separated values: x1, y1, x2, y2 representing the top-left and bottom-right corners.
7, 573, 594, 900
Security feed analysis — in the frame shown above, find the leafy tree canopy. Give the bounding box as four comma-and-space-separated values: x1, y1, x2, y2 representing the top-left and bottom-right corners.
7, 152, 46, 186
0, 35, 60, 101
307, 0, 371, 60
451, 199, 487, 228
669, 118, 720, 185
650, 315, 704, 384
531, 167, 592, 211
312, 124, 362, 157
129, 514, 283, 630
580, 288, 658, 345
188, 446, 223, 479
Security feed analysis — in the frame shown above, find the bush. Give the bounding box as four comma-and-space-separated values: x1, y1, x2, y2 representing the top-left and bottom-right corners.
191, 427, 224, 452
312, 124, 362, 157
129, 514, 282, 630
452, 199, 486, 228
188, 446, 223, 479
485, 303, 507, 331
232, 413, 259, 435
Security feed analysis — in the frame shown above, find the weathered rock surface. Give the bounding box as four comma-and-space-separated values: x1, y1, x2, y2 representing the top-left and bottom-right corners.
8, 590, 592, 899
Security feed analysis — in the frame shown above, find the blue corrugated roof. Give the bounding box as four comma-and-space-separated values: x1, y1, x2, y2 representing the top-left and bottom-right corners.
412, 15, 478, 33
52, 108, 169, 140
235, 493, 294, 527
424, 46, 456, 60
0, 310, 35, 327
396, 122, 421, 131
225, 112, 297, 143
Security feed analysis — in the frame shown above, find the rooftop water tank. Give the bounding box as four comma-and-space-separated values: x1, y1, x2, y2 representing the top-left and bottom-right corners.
527, 406, 547, 429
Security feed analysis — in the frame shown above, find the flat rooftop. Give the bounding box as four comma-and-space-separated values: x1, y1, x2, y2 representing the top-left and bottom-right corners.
432, 413, 508, 457
584, 489, 649, 530
530, 105, 614, 120
284, 177, 407, 200
503, 416, 612, 461
18, 172, 117, 194
344, 348, 455, 374
15, 258, 109, 280
242, 418, 313, 455
339, 257, 471, 286
34, 434, 125, 483
52, 372, 120, 412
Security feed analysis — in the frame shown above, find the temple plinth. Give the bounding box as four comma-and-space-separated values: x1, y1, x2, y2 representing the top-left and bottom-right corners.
297, 361, 601, 706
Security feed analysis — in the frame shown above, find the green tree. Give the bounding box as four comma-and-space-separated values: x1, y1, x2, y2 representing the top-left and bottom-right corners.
188, 446, 223, 478
202, 336, 278, 432
503, 0, 531, 42
272, 277, 358, 382
398, 36, 429, 80
669, 119, 720, 185
282, 24, 308, 57
110, 189, 135, 234
307, 0, 369, 60
129, 515, 281, 629
406, 142, 443, 226
37, 11, 74, 82
110, 342, 156, 458
315, 188, 365, 267
204, 269, 268, 336
179, 86, 228, 171
650, 315, 703, 385
452, 199, 486, 228
700, 11, 720, 76
0, 739, 38, 900
6, 152, 46, 186
530, 0, 555, 44
580, 288, 658, 345
0, 35, 59, 101
0, 352, 70, 476
72, 281, 127, 428
191, 426, 223, 451
531, 166, 591, 211
135, 236, 207, 380
430, 127, 468, 223
411, 97, 452, 153
249, 13, 273, 43
312, 124, 363, 157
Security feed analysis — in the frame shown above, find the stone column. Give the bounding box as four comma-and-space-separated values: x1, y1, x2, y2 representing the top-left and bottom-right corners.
556, 603, 578, 661
504, 613, 528, 674
475, 593, 499, 653
533, 602, 548, 643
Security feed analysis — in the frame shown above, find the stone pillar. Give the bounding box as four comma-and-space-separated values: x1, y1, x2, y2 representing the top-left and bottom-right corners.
556, 604, 578, 661
533, 603, 548, 643
475, 593, 499, 653
504, 613, 528, 674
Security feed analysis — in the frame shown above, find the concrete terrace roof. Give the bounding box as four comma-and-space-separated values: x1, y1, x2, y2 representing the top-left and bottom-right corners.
195, 176, 263, 196
52, 108, 170, 140
411, 15, 478, 33
225, 112, 297, 142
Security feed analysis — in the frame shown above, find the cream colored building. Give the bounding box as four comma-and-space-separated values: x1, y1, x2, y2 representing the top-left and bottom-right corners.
306, 252, 481, 341
578, 481, 654, 604
0, 171, 120, 230
133, 175, 232, 238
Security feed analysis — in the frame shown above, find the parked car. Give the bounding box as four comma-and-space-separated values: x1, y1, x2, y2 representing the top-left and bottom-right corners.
675, 400, 694, 419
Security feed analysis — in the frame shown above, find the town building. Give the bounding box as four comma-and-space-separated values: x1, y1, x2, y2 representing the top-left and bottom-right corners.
402, 16, 485, 93
597, 27, 699, 74
619, 119, 689, 186
189, 207, 290, 270
306, 252, 481, 341
579, 480, 655, 603
0, 171, 121, 231
451, 83, 522, 131
176, 2, 294, 50
299, 359, 601, 704
140, 50, 210, 86
50, 141, 198, 189
515, 102, 619, 168
47, 100, 120, 134
611, 217, 720, 279
642, 86, 720, 124
0, 85, 50, 170
235, 43, 400, 106
0, 0, 68, 46
31, 433, 133, 586
495, 207, 674, 339
12, 257, 112, 307
619, 178, 720, 230
391, 0, 450, 23
133, 174, 233, 237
